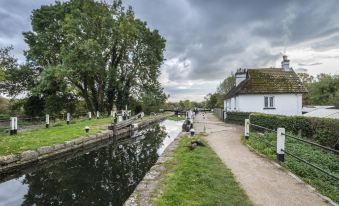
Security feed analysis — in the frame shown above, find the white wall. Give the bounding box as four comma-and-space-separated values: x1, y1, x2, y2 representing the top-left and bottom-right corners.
225, 93, 303, 116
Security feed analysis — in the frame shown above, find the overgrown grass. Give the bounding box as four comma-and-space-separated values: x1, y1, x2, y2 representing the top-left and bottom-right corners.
244, 132, 339, 203
166, 115, 186, 121
155, 135, 251, 206
0, 118, 113, 156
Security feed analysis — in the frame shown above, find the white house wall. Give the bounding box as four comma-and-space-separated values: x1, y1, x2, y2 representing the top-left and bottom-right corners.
225, 94, 303, 116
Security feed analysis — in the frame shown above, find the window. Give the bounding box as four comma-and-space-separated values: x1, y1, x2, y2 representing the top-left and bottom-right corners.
264, 96, 275, 108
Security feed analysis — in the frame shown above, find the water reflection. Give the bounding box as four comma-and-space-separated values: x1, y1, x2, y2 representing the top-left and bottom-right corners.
0, 122, 175, 206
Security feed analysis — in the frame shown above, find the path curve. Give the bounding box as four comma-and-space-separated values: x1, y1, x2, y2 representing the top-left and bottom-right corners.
194, 112, 331, 206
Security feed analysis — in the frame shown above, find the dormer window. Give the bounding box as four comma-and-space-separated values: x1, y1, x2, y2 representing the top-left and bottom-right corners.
264, 96, 275, 109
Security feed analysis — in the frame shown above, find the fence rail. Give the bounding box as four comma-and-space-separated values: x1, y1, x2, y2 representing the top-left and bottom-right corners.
245, 119, 339, 182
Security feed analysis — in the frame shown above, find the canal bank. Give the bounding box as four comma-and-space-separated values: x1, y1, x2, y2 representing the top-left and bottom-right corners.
0, 113, 172, 174
124, 129, 184, 206
0, 118, 183, 205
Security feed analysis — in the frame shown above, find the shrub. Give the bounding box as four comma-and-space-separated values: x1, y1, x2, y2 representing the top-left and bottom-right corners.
226, 111, 251, 125
249, 113, 339, 149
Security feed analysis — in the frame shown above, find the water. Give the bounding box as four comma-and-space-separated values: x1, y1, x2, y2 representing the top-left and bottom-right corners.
0, 120, 183, 206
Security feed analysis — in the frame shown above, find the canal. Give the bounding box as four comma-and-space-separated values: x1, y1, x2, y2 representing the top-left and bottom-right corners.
0, 120, 183, 206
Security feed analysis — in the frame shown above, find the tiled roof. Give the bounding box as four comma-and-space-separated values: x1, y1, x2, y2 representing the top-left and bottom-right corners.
225, 68, 307, 99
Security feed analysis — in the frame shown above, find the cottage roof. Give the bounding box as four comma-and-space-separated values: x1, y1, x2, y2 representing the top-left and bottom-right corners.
225, 68, 307, 99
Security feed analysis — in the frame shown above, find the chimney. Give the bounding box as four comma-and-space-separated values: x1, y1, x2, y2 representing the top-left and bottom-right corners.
281, 55, 291, 71
235, 68, 247, 86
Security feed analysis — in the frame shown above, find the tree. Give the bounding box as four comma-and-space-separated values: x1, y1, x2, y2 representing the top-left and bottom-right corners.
204, 93, 222, 108
140, 87, 167, 114
307, 74, 339, 107
216, 73, 235, 95
23, 0, 166, 114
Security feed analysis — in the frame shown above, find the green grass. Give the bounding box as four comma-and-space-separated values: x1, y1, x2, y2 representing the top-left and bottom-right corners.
0, 117, 113, 156
166, 115, 186, 121
244, 132, 339, 203
155, 135, 251, 206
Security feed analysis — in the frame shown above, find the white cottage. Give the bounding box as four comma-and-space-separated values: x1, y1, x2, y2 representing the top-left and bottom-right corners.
224, 56, 307, 116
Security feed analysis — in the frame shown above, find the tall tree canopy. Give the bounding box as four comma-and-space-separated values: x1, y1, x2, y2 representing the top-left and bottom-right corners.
23, 0, 166, 113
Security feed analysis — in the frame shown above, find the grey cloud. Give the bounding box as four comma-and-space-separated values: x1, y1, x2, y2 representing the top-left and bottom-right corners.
1, 0, 339, 100
298, 62, 323, 66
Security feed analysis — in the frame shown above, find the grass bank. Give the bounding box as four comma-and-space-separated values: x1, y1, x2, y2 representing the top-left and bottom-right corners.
166, 115, 186, 121
0, 118, 113, 156
155, 135, 251, 206
243, 132, 339, 203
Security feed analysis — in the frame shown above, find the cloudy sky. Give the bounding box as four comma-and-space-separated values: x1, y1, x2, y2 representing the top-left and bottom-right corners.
1, 0, 339, 101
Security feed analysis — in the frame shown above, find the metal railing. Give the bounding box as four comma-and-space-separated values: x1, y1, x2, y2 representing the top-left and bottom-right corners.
245, 119, 339, 182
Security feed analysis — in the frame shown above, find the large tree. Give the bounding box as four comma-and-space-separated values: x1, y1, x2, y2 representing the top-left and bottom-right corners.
23, 0, 166, 113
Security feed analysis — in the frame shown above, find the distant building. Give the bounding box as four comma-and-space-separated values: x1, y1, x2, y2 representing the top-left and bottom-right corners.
224, 56, 308, 116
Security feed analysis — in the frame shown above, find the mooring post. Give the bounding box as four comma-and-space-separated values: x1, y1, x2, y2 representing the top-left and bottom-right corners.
66, 113, 70, 125
88, 112, 92, 120
277, 128, 285, 163
46, 114, 50, 128
244, 119, 250, 139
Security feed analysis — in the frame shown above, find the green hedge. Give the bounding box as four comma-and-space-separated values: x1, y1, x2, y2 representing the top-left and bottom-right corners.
250, 113, 339, 149
226, 112, 251, 125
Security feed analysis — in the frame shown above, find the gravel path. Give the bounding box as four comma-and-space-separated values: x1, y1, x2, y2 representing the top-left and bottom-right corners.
194, 112, 331, 206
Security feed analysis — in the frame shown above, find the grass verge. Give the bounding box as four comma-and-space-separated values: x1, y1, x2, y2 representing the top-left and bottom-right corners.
0, 118, 113, 156
166, 115, 186, 121
243, 132, 339, 203
155, 135, 251, 206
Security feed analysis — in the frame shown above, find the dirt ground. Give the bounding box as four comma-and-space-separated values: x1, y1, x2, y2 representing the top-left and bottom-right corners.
194, 112, 331, 206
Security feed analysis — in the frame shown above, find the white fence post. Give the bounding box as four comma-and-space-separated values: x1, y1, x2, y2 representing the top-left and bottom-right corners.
66, 113, 70, 125
245, 119, 250, 139
96, 111, 100, 119
277, 128, 285, 162
46, 114, 50, 128
88, 112, 92, 120
14, 117, 18, 134
10, 117, 15, 135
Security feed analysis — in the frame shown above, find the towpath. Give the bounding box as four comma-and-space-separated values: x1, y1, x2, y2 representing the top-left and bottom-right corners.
194, 112, 330, 206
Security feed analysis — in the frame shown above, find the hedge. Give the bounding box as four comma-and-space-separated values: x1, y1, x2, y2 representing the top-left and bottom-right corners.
225, 111, 251, 125
249, 113, 339, 149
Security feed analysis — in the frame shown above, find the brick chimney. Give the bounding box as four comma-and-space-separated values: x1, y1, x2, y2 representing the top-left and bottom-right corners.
235, 68, 247, 86
281, 55, 291, 71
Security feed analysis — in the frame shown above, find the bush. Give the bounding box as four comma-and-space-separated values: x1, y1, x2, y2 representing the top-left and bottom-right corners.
249, 113, 339, 149
226, 111, 251, 125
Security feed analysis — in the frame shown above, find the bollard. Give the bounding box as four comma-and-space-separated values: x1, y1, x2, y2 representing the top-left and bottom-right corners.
10, 117, 15, 135
118, 115, 123, 123
96, 111, 100, 119
244, 119, 250, 139
277, 128, 285, 162
88, 112, 92, 120
85, 126, 90, 133
190, 128, 195, 136
46, 114, 50, 128
66, 113, 70, 125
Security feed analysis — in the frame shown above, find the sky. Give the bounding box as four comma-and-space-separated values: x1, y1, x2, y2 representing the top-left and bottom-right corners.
1, 0, 339, 102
